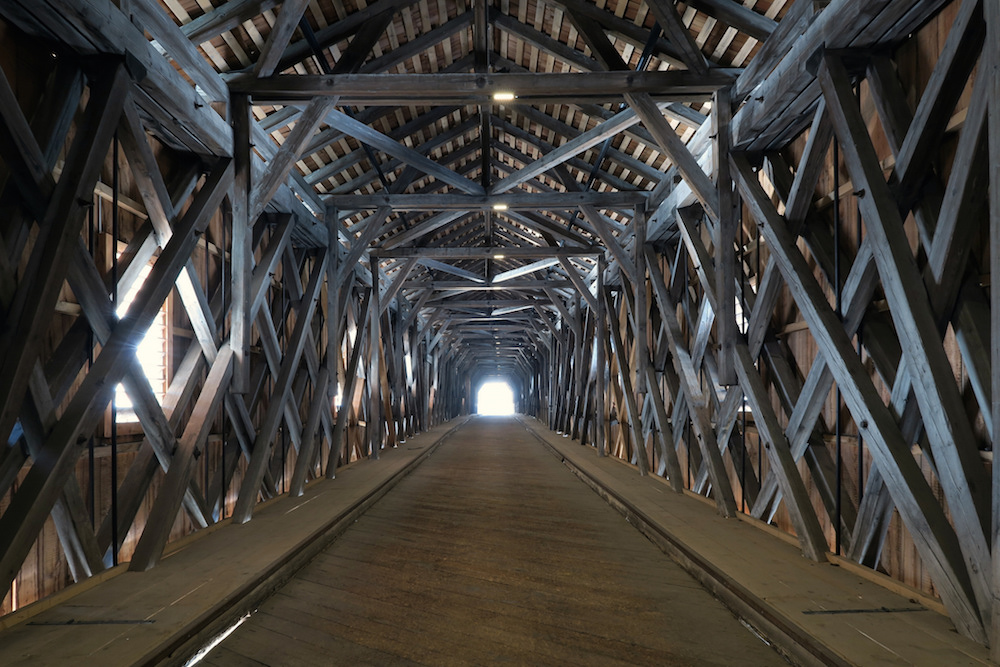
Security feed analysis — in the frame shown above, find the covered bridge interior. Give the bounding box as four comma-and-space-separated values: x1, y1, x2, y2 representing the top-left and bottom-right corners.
0, 0, 999, 663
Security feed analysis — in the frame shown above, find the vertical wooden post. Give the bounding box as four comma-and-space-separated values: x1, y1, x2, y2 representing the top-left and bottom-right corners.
554, 333, 562, 430
369, 258, 381, 458
569, 297, 583, 435
327, 206, 340, 406
634, 206, 648, 469
424, 330, 432, 428
634, 205, 648, 396
393, 306, 405, 434
715, 85, 738, 385
988, 0, 1000, 658
230, 92, 252, 394
596, 257, 607, 456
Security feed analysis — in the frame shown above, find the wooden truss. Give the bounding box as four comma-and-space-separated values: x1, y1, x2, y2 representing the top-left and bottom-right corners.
0, 0, 998, 653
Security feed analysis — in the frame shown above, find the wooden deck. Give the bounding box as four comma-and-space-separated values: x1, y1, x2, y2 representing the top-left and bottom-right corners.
0, 419, 469, 666
523, 417, 991, 667
0, 416, 990, 666
200, 416, 785, 666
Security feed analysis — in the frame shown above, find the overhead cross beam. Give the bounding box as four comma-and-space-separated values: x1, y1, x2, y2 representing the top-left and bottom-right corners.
327, 192, 646, 211
376, 247, 602, 259
231, 70, 740, 105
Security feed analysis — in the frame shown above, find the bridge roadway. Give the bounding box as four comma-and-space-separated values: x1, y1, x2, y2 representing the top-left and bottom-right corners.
0, 416, 989, 665
200, 416, 784, 666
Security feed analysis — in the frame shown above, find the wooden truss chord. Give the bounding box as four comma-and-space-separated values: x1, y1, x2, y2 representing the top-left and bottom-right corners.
230, 70, 739, 105
327, 192, 646, 211
376, 247, 601, 259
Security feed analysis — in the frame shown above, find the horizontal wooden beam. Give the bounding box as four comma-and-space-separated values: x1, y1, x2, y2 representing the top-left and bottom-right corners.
230, 70, 739, 104
326, 191, 646, 211
405, 280, 572, 290
376, 246, 601, 259
426, 299, 554, 309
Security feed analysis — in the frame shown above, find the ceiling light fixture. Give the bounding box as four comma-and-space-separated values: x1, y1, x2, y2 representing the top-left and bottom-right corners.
493, 91, 515, 101
492, 202, 508, 211
493, 253, 505, 260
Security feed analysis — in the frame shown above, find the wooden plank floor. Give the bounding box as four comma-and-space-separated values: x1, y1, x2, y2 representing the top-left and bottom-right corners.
0, 419, 467, 666
202, 416, 786, 666
524, 417, 992, 667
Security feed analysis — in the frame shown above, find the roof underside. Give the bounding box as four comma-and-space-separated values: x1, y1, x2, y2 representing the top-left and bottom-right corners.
157, 0, 786, 375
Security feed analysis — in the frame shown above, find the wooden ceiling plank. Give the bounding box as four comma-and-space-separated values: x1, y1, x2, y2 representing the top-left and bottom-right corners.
381, 209, 472, 248
502, 210, 591, 246
493, 12, 600, 72
491, 218, 543, 247
331, 8, 398, 74
306, 116, 459, 183
492, 117, 639, 193
280, 0, 423, 73
405, 280, 571, 290
512, 104, 665, 184
420, 258, 486, 283
252, 1, 397, 219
